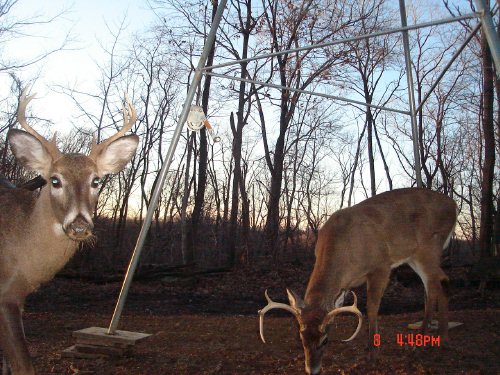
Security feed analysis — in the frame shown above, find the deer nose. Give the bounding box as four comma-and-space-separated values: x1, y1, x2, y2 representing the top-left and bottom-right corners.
305, 357, 322, 375
307, 366, 321, 375
68, 215, 93, 240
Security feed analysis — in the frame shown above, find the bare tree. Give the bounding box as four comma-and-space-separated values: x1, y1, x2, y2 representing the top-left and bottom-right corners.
0, 0, 71, 72
259, 0, 368, 258
344, 0, 400, 197
220, 0, 259, 267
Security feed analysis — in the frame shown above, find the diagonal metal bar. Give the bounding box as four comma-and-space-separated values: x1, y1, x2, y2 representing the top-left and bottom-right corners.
202, 12, 479, 72
107, 0, 229, 335
416, 22, 482, 114
204, 71, 411, 116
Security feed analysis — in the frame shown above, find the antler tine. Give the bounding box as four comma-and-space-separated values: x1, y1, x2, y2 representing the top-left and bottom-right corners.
320, 291, 363, 340
122, 92, 137, 132
89, 94, 137, 159
17, 88, 61, 159
17, 89, 39, 140
108, 93, 137, 144
258, 290, 300, 343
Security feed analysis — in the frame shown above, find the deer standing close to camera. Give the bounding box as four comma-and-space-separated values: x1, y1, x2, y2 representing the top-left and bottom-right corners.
0, 90, 139, 375
259, 188, 457, 375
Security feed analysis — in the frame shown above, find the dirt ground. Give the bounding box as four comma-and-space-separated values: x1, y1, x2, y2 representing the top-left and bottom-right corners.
8, 264, 500, 374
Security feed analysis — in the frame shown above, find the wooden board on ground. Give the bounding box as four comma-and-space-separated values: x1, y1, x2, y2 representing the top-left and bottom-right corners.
63, 327, 152, 359
73, 327, 151, 346
408, 320, 463, 330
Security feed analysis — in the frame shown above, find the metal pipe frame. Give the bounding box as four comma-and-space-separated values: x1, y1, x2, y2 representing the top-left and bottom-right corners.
202, 12, 479, 72
199, 7, 485, 188
205, 71, 411, 115
107, 0, 229, 335
416, 22, 482, 114
105, 0, 496, 334
207, 18, 485, 118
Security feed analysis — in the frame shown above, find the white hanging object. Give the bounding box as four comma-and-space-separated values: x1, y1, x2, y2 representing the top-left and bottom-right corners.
186, 105, 220, 142
186, 105, 206, 131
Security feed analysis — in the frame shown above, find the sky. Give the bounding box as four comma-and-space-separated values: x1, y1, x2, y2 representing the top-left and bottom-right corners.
2, 0, 477, 136
1, 0, 481, 210
1, 0, 157, 132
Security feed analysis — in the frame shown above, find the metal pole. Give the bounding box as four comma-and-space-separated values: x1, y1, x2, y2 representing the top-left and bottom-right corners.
107, 0, 228, 335
399, 0, 422, 188
474, 0, 500, 78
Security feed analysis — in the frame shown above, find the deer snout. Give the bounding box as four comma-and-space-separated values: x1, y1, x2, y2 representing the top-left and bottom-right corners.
305, 360, 322, 375
304, 347, 324, 375
66, 215, 94, 240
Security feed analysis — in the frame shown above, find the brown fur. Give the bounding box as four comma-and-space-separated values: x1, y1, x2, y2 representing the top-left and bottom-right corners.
306, 188, 457, 307
1, 108, 138, 375
286, 188, 457, 374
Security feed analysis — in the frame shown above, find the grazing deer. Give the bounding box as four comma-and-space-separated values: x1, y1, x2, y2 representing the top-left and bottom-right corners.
0, 90, 139, 375
259, 188, 457, 375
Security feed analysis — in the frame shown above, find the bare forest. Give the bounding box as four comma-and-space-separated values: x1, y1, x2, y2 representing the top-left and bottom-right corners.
0, 0, 499, 374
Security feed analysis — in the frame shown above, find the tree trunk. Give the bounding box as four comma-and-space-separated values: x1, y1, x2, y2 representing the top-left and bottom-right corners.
181, 133, 194, 265
265, 107, 288, 260
366, 105, 376, 196
348, 123, 368, 206
189, 0, 218, 264
478, 23, 495, 258
228, 112, 240, 266
227, 0, 252, 267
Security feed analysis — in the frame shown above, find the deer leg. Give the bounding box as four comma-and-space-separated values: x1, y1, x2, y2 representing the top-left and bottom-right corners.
410, 258, 450, 343
421, 278, 437, 336
366, 267, 390, 361
436, 272, 450, 344
0, 303, 34, 375
421, 274, 449, 345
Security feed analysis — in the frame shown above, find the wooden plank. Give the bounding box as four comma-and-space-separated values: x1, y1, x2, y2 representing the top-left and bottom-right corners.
73, 327, 151, 346
407, 320, 463, 330
74, 343, 131, 357
74, 336, 130, 349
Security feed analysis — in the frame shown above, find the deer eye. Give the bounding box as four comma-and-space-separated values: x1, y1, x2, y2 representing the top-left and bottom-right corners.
91, 177, 101, 188
50, 176, 62, 188
319, 336, 328, 347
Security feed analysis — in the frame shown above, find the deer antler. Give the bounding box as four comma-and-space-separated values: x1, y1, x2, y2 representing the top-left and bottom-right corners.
89, 94, 137, 159
17, 88, 62, 160
258, 290, 301, 343
319, 290, 362, 340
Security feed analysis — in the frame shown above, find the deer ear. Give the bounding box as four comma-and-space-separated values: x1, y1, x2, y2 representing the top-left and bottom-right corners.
95, 134, 139, 175
8, 129, 52, 177
286, 288, 305, 310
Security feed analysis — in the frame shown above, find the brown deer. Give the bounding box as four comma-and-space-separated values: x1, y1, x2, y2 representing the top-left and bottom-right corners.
0, 90, 139, 375
259, 188, 457, 375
